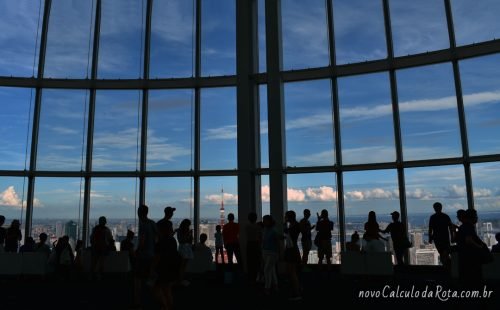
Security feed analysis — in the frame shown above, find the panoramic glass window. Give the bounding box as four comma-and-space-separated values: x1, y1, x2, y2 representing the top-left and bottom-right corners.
44, 0, 95, 78
147, 90, 193, 171
405, 165, 466, 265
452, 0, 500, 47
0, 87, 34, 170
397, 63, 462, 161
338, 72, 395, 165
0, 177, 29, 234
390, 0, 449, 56
93, 90, 142, 171
145, 177, 193, 222
259, 85, 269, 168
470, 162, 500, 243
258, 0, 266, 73
332, 0, 387, 64
200, 175, 238, 228
284, 80, 335, 167
32, 177, 84, 245
201, 0, 236, 76
0, 0, 43, 77
281, 0, 329, 70
460, 54, 500, 156
98, 0, 145, 79
261, 174, 270, 216
200, 87, 237, 170
89, 178, 139, 239
37, 89, 88, 171
150, 0, 194, 78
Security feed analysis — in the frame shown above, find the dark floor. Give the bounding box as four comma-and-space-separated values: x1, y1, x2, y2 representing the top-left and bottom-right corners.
0, 266, 499, 310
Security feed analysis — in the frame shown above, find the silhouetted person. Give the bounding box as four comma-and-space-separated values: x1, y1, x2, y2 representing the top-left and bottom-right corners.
134, 204, 158, 308
74, 239, 84, 275
223, 213, 241, 265
55, 235, 74, 280
316, 209, 334, 266
363, 211, 386, 252
19, 236, 35, 253
157, 206, 176, 241
452, 209, 466, 243
428, 202, 453, 267
456, 209, 486, 285
245, 212, 262, 284
214, 225, 224, 264
121, 229, 136, 268
4, 219, 22, 253
346, 231, 361, 252
34, 232, 51, 258
284, 210, 302, 301
192, 233, 214, 273
382, 211, 407, 265
261, 215, 279, 295
492, 233, 500, 254
177, 218, 194, 286
299, 209, 315, 265
90, 216, 113, 279
0, 215, 6, 250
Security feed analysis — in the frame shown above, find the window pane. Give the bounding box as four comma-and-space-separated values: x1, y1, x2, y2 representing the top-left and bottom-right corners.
338, 72, 395, 164
344, 169, 399, 257
32, 177, 84, 245
287, 173, 339, 263
258, 0, 266, 73
282, 0, 329, 70
37, 89, 88, 171
261, 175, 270, 216
44, 0, 95, 78
89, 178, 139, 241
0, 177, 29, 239
460, 54, 500, 156
0, 87, 34, 170
390, 0, 449, 56
397, 63, 462, 160
201, 0, 236, 76
147, 90, 193, 171
200, 87, 237, 170
260, 85, 269, 168
0, 0, 43, 77
285, 80, 335, 167
470, 162, 500, 248
405, 165, 466, 265
150, 0, 194, 78
145, 177, 193, 223
98, 0, 145, 79
333, 0, 387, 64
93, 91, 142, 171
452, 0, 500, 47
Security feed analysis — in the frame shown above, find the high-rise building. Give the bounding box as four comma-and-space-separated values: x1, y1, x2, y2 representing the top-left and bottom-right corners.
64, 220, 78, 241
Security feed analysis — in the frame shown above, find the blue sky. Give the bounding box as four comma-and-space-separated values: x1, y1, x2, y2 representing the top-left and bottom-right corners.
1, 0, 500, 228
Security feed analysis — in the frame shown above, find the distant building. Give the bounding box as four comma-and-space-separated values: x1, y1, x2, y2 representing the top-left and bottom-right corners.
64, 220, 78, 241
415, 249, 439, 265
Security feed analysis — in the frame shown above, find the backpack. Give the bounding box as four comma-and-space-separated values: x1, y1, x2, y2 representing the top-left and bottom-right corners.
92, 225, 108, 251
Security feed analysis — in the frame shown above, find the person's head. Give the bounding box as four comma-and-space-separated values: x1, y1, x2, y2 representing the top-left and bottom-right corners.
199, 233, 208, 244
464, 209, 478, 224
98, 216, 107, 226
75, 239, 83, 250
39, 233, 48, 243
126, 230, 135, 239
303, 209, 311, 219
62, 235, 70, 244
179, 218, 191, 231
215, 225, 221, 232
433, 202, 443, 213
351, 231, 360, 242
248, 212, 257, 224
390, 211, 400, 222
285, 210, 296, 223
368, 211, 377, 222
227, 213, 235, 222
138, 204, 149, 219
26, 236, 35, 245
456, 209, 466, 223
11, 219, 20, 228
262, 215, 274, 227
164, 206, 176, 219
496, 232, 500, 243
320, 209, 328, 219
0, 215, 5, 226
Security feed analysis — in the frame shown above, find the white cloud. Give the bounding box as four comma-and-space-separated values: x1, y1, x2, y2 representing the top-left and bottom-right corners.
0, 186, 42, 208
345, 188, 396, 201
205, 192, 238, 204
474, 188, 493, 198
406, 188, 433, 200
287, 187, 306, 202
261, 185, 270, 203
444, 185, 467, 198
305, 186, 337, 201
50, 127, 79, 135
203, 125, 237, 140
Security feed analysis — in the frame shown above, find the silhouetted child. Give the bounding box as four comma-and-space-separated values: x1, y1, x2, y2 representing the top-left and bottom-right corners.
177, 219, 194, 286
492, 233, 500, 253
192, 233, 214, 273
4, 219, 22, 253
346, 231, 361, 252
34, 233, 51, 258
214, 225, 224, 264
120, 230, 136, 268
19, 237, 35, 253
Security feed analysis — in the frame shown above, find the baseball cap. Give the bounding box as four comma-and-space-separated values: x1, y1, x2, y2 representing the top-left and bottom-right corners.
390, 211, 400, 217
165, 206, 176, 214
